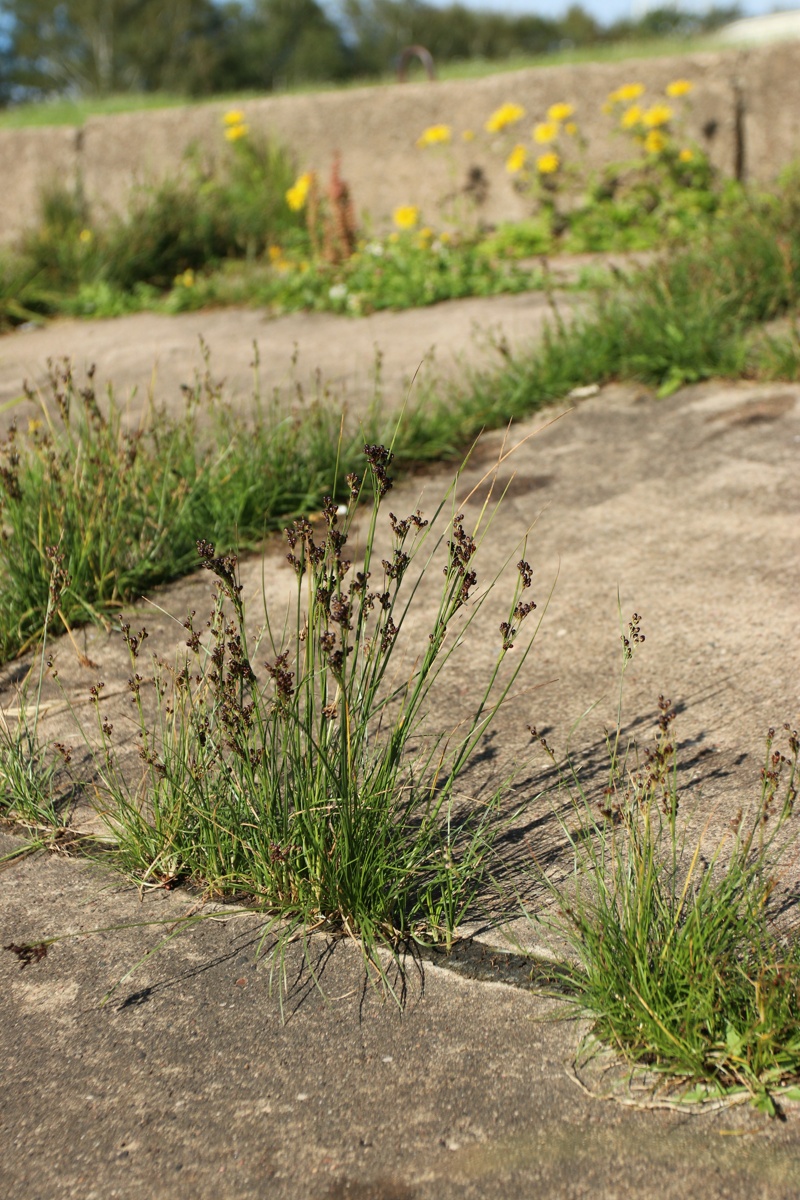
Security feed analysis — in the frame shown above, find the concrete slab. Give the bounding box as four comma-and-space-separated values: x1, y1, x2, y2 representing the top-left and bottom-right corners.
1, 300, 800, 1197
0, 286, 586, 424
3, 833, 800, 1200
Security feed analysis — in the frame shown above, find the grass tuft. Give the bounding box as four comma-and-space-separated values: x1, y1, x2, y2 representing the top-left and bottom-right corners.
77, 446, 540, 966
533, 624, 800, 1113
0, 349, 381, 663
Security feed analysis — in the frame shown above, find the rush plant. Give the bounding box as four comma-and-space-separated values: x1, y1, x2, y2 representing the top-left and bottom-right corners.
88, 445, 541, 964
533, 621, 800, 1113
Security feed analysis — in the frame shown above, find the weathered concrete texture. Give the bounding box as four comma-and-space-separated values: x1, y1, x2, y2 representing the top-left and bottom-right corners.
78, 51, 739, 233
1, 124, 81, 242
739, 42, 800, 184
5, 42, 800, 246
1, 303, 800, 1197
1, 303, 798, 780
0, 287, 583, 424
3, 834, 800, 1200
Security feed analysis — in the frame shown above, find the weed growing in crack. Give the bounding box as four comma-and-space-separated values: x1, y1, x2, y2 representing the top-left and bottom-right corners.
454, 175, 800, 406
85, 445, 541, 970
0, 348, 376, 663
0, 546, 73, 835
530, 618, 800, 1114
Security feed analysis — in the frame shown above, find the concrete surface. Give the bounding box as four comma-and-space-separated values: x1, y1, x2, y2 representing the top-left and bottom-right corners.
1, 298, 800, 1197
4, 836, 800, 1200
3, 40, 800, 246
0, 289, 574, 425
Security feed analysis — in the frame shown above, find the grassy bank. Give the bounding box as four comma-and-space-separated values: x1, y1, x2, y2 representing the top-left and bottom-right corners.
529, 638, 800, 1114
0, 36, 728, 130
2, 175, 800, 664
0, 71, 753, 327
2, 188, 800, 1104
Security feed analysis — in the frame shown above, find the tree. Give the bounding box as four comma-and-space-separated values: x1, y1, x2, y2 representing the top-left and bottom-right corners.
340, 1, 561, 76
224, 0, 350, 92
0, 0, 232, 97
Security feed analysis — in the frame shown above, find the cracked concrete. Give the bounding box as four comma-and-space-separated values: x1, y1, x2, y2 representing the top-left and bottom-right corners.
1, 297, 800, 1198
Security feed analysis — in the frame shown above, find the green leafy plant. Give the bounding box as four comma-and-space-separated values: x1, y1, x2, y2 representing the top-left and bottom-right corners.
0, 254, 54, 330
461, 179, 800, 402
0, 351, 375, 663
531, 619, 800, 1114
0, 547, 72, 834
84, 447, 540, 970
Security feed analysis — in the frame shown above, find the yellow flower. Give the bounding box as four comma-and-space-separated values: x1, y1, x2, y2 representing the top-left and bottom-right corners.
485, 102, 525, 133
533, 121, 559, 144
462, 129, 475, 142
78, 228, 93, 244
417, 123, 452, 148
223, 109, 245, 126
416, 226, 434, 247
644, 129, 666, 154
286, 171, 313, 211
679, 147, 694, 163
666, 79, 693, 98
27, 418, 43, 435
642, 104, 673, 128
506, 144, 527, 174
268, 245, 283, 263
565, 121, 578, 136
393, 205, 419, 230
224, 123, 248, 142
609, 82, 645, 104
621, 105, 643, 130
537, 152, 560, 175
547, 102, 574, 122
174, 269, 195, 288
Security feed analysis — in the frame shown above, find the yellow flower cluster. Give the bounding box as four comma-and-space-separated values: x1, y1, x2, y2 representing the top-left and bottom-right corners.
608, 82, 645, 105
533, 121, 559, 145
529, 102, 575, 174
547, 102, 574, 122
644, 130, 666, 154
485, 102, 525, 133
642, 103, 673, 128
537, 152, 559, 175
223, 109, 248, 142
505, 144, 527, 174
666, 79, 693, 98
286, 171, 313, 211
417, 123, 452, 147
414, 97, 575, 185
393, 205, 419, 230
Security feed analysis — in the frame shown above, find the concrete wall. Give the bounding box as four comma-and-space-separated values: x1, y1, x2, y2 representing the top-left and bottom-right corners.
1, 125, 81, 241
2, 41, 799, 245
